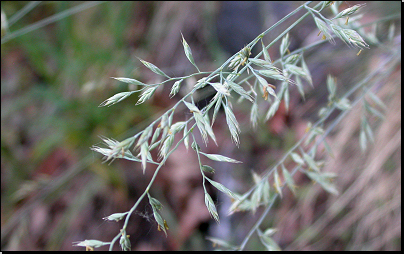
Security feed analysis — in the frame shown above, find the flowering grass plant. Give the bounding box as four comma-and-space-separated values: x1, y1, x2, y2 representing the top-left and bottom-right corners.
75, 1, 400, 250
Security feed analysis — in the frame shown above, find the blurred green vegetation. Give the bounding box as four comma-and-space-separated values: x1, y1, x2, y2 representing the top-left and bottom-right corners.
2, 2, 153, 174
1, 1, 162, 250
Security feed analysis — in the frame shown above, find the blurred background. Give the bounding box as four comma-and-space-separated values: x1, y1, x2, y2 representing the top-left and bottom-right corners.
1, 1, 401, 251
